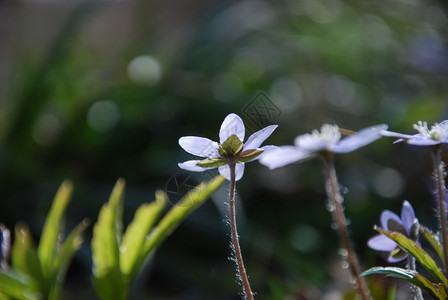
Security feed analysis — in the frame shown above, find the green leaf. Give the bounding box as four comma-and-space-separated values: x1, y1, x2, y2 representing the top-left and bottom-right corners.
421, 225, 444, 264
196, 158, 226, 168
11, 224, 46, 291
142, 175, 225, 261
120, 191, 166, 279
362, 267, 447, 300
218, 134, 243, 158
377, 228, 448, 285
49, 219, 89, 300
91, 179, 126, 300
237, 148, 263, 163
37, 181, 73, 277
387, 284, 396, 300
0, 270, 41, 300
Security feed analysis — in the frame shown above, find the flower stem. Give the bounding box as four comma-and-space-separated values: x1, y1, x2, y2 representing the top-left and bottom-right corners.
431, 146, 448, 274
321, 154, 371, 300
228, 162, 254, 300
407, 255, 423, 300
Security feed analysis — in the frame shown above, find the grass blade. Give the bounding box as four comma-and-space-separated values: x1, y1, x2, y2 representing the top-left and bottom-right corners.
11, 224, 45, 292
91, 179, 126, 300
49, 219, 89, 300
37, 181, 73, 277
0, 270, 41, 300
120, 191, 166, 279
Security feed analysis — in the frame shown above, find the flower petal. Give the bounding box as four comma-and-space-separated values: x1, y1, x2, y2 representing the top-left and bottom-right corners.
294, 134, 330, 152
406, 135, 441, 146
259, 146, 313, 170
218, 163, 245, 181
254, 145, 278, 161
401, 200, 416, 234
243, 125, 278, 150
260, 145, 279, 154
219, 113, 245, 144
235, 163, 245, 181
332, 124, 388, 153
381, 130, 413, 140
178, 160, 215, 172
179, 136, 219, 157
367, 235, 397, 251
380, 210, 401, 231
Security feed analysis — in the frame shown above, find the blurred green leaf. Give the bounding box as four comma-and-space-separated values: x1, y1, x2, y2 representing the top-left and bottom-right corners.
37, 181, 73, 277
91, 179, 126, 300
93, 175, 224, 300
11, 224, 46, 291
387, 284, 396, 300
0, 270, 41, 300
362, 267, 447, 299
142, 175, 225, 260
10, 181, 87, 300
377, 228, 448, 285
421, 225, 444, 265
49, 219, 89, 299
120, 190, 166, 280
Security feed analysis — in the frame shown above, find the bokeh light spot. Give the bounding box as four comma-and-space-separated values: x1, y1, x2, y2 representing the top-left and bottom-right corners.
269, 77, 302, 111
373, 167, 404, 198
289, 224, 321, 253
33, 113, 61, 147
127, 55, 162, 87
87, 100, 120, 133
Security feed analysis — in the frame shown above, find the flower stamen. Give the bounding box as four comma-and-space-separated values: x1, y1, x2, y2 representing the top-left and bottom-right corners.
413, 121, 448, 141
312, 124, 342, 143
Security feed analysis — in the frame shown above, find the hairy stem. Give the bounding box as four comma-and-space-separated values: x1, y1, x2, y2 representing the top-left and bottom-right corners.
321, 155, 371, 300
431, 146, 448, 273
229, 163, 254, 300
407, 255, 423, 300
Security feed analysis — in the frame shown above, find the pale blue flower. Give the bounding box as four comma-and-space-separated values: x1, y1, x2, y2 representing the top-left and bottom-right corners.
367, 201, 419, 262
382, 120, 448, 146
178, 113, 277, 181
260, 123, 388, 170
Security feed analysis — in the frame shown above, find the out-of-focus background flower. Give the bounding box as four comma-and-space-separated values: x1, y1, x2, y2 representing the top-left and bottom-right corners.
1, 0, 447, 298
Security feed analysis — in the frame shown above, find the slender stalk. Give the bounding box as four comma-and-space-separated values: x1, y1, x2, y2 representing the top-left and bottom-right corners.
431, 146, 448, 273
407, 255, 423, 300
228, 162, 254, 300
320, 154, 371, 300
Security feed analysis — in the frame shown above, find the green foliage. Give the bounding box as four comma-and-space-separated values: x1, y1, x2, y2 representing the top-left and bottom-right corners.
91, 179, 127, 300
362, 267, 447, 300
363, 227, 448, 299
0, 271, 40, 300
376, 228, 448, 285
91, 175, 225, 300
0, 181, 88, 300
421, 225, 445, 265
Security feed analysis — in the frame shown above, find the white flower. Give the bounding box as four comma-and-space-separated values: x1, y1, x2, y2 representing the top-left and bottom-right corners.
382, 120, 448, 146
178, 113, 277, 181
260, 123, 388, 170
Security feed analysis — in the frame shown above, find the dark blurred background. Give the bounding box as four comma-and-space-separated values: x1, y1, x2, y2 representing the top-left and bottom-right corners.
1, 0, 448, 299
